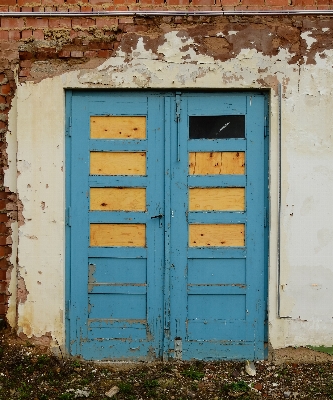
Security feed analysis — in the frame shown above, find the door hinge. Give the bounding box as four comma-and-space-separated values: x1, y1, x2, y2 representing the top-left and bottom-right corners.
66, 206, 71, 227
66, 117, 72, 137
65, 300, 71, 319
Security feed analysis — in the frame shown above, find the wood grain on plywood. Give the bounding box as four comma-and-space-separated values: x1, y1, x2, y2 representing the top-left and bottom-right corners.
90, 116, 146, 139
90, 152, 146, 176
189, 224, 245, 247
90, 188, 146, 211
221, 152, 245, 174
90, 224, 146, 247
189, 152, 245, 175
189, 188, 245, 211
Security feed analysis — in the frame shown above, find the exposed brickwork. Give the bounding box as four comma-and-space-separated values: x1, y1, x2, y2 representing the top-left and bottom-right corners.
0, 65, 17, 324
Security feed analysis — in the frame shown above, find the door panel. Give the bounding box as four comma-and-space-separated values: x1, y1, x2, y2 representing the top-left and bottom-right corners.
67, 91, 267, 361
168, 93, 266, 360
68, 93, 165, 360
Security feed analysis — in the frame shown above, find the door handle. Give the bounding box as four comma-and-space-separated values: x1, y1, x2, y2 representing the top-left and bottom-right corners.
151, 214, 163, 219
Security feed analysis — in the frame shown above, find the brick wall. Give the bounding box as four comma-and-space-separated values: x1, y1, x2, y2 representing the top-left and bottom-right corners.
0, 63, 16, 326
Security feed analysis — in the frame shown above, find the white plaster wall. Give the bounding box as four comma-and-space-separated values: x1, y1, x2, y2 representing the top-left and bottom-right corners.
10, 30, 333, 350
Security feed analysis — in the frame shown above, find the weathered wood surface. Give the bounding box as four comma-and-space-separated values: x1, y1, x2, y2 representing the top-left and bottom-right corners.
189, 187, 245, 211
90, 152, 146, 175
90, 116, 146, 139
189, 224, 245, 247
189, 152, 245, 175
90, 223, 146, 247
90, 188, 146, 211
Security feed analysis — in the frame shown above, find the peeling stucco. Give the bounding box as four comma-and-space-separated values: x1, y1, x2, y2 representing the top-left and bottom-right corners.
6, 23, 333, 351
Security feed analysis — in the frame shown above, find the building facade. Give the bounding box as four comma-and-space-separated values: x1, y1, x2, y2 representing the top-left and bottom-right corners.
0, 0, 333, 359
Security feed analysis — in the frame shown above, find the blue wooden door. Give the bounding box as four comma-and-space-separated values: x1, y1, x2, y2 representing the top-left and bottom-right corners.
167, 93, 267, 360
66, 91, 267, 360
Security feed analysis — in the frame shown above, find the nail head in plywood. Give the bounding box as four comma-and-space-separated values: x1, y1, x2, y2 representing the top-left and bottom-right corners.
221, 152, 245, 175
189, 152, 245, 175
90, 116, 146, 139
90, 224, 146, 247
90, 152, 146, 176
189, 188, 245, 211
90, 188, 146, 211
189, 224, 245, 247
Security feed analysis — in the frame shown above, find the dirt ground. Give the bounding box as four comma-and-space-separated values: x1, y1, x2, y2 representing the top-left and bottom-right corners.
0, 328, 333, 400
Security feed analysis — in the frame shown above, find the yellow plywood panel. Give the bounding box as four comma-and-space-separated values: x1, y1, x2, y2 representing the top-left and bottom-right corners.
90, 188, 146, 211
189, 224, 245, 247
189, 152, 222, 175
90, 152, 146, 176
189, 188, 245, 211
221, 152, 245, 174
90, 224, 146, 247
90, 116, 146, 139
189, 152, 245, 175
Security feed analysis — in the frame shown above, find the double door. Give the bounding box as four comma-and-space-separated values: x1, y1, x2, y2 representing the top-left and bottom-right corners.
66, 91, 268, 360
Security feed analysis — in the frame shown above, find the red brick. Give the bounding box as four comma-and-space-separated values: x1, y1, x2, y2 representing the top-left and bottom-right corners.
84, 50, 97, 57
0, 6, 9, 11
0, 304, 8, 315
80, 5, 93, 10
0, 247, 10, 257
0, 31, 9, 40
72, 17, 96, 28
25, 18, 49, 29
71, 50, 84, 57
1, 18, 25, 29
58, 49, 71, 58
0, 270, 6, 280
21, 6, 33, 11
19, 68, 30, 77
118, 17, 134, 23
89, 0, 107, 4
0, 223, 8, 235
0, 84, 10, 95
33, 30, 45, 40
191, 0, 213, 4
8, 30, 20, 40
0, 214, 8, 223
21, 30, 33, 39
0, 281, 8, 293
242, 0, 264, 4
55, 5, 67, 11
1, 0, 16, 6
266, 0, 289, 4
0, 201, 6, 211
96, 17, 118, 28
221, 0, 239, 4
48, 18, 71, 28
0, 96, 6, 104
19, 59, 32, 68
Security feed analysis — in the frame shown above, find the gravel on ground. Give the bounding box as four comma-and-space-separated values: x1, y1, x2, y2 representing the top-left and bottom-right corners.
0, 329, 333, 400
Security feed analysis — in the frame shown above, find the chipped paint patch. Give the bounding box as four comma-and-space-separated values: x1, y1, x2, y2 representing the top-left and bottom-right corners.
301, 31, 317, 50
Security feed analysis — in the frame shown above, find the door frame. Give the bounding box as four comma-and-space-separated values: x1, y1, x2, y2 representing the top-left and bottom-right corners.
65, 89, 270, 360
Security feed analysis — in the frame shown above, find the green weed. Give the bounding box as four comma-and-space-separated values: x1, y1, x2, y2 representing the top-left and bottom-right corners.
119, 381, 133, 394
181, 367, 204, 380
